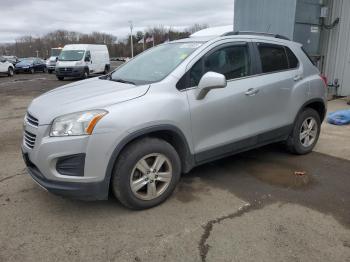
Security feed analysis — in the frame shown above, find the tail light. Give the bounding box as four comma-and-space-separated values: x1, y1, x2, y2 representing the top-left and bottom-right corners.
320, 74, 328, 88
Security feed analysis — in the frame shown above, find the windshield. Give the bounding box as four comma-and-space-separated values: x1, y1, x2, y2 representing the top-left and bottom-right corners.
58, 50, 85, 61
111, 42, 203, 85
21, 58, 34, 63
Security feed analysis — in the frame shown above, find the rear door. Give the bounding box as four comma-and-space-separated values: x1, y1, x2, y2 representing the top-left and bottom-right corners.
252, 42, 302, 130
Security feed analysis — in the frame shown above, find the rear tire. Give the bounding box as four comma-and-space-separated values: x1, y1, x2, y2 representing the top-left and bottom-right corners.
8, 67, 14, 77
57, 76, 64, 81
112, 138, 181, 210
286, 108, 321, 155
30, 68, 34, 74
48, 70, 53, 74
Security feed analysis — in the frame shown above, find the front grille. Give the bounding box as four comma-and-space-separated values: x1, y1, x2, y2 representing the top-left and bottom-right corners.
59, 67, 73, 73
26, 113, 39, 127
24, 130, 36, 149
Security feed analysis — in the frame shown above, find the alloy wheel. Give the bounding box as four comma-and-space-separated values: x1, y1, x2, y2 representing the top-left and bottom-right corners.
130, 153, 172, 200
299, 117, 318, 147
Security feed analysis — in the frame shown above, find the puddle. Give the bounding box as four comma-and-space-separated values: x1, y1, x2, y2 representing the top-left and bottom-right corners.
246, 161, 312, 189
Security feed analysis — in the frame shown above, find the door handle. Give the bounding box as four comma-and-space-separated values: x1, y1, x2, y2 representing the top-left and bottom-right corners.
294, 75, 303, 81
245, 88, 259, 96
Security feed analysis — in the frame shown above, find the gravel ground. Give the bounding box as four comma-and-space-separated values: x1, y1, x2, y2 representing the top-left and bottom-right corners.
0, 70, 349, 262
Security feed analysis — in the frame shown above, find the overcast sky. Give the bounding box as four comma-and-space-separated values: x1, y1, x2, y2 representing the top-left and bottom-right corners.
0, 0, 234, 43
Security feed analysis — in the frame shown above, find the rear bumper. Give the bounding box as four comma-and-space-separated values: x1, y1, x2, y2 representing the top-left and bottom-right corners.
55, 66, 86, 77
22, 150, 109, 200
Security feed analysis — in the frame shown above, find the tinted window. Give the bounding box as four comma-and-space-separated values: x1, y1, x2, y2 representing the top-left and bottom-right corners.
258, 44, 288, 73
204, 45, 249, 80
177, 45, 250, 90
301, 47, 315, 65
285, 47, 299, 69
189, 59, 203, 87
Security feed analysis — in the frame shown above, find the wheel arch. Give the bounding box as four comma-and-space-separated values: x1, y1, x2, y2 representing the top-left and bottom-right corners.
296, 98, 326, 123
104, 125, 195, 195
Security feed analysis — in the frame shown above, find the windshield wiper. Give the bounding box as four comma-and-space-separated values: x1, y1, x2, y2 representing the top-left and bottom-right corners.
111, 78, 136, 85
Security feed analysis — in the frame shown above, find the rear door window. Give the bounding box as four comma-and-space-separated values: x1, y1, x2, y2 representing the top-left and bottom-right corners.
257, 43, 289, 73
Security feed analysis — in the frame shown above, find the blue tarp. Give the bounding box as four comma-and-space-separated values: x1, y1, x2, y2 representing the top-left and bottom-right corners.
327, 110, 350, 125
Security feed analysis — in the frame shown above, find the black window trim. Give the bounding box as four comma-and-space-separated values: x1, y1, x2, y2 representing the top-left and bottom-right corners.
254, 42, 300, 76
177, 41, 255, 91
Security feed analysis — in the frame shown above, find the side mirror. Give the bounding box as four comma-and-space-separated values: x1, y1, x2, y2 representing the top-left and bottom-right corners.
196, 72, 227, 100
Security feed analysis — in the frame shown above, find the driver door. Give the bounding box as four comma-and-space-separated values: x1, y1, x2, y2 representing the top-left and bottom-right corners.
185, 42, 263, 163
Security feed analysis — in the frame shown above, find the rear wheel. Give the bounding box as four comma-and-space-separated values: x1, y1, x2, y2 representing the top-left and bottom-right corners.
57, 76, 64, 81
8, 67, 14, 77
48, 70, 53, 74
30, 68, 34, 74
286, 108, 321, 155
43, 67, 47, 73
112, 138, 181, 210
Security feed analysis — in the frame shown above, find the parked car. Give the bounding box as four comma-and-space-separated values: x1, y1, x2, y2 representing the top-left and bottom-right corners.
3, 55, 19, 65
46, 47, 62, 74
22, 31, 327, 209
0, 56, 14, 76
15, 58, 47, 74
55, 44, 110, 80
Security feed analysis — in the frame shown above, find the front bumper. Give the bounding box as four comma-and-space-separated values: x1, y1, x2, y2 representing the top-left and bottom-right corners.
55, 66, 86, 77
22, 151, 108, 200
21, 121, 117, 200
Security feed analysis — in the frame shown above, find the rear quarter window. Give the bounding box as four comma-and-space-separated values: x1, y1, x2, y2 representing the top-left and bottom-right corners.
285, 47, 299, 69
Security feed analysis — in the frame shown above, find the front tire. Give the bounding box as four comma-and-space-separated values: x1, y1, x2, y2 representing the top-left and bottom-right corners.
112, 138, 181, 210
8, 67, 14, 77
30, 68, 34, 74
57, 76, 64, 81
82, 69, 89, 79
286, 108, 321, 155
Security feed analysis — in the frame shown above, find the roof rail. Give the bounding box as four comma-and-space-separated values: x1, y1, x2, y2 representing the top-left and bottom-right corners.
222, 31, 290, 41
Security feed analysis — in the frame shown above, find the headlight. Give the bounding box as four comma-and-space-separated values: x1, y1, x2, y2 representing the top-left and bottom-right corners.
50, 110, 108, 137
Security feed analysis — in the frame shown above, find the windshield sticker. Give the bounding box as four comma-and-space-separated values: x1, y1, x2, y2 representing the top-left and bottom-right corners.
180, 53, 189, 60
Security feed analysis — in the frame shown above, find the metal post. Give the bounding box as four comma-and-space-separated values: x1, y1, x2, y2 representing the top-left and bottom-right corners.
129, 21, 134, 58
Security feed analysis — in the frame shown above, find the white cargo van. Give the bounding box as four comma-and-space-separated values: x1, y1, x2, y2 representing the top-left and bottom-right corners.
55, 44, 110, 80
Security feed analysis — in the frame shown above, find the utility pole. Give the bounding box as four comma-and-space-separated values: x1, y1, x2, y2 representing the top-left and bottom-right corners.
129, 21, 134, 58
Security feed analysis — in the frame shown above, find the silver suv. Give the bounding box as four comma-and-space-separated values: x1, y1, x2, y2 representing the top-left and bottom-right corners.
22, 32, 327, 209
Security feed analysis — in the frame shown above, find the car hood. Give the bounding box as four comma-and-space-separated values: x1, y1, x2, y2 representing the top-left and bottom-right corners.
28, 77, 150, 125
